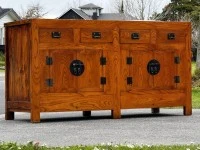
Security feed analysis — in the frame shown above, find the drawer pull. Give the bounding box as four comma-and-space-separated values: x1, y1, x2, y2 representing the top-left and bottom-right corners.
131, 33, 140, 39
70, 60, 84, 76
52, 32, 61, 38
127, 77, 133, 85
174, 76, 180, 83
92, 32, 101, 39
147, 59, 160, 75
168, 33, 175, 40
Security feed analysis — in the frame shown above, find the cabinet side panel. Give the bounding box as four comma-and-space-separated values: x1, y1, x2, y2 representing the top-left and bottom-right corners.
183, 24, 192, 115
19, 25, 31, 101
6, 26, 14, 103
6, 25, 30, 102
5, 26, 14, 119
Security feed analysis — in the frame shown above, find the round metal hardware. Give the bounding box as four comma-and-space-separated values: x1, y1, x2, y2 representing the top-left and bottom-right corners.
147, 59, 160, 75
70, 60, 84, 76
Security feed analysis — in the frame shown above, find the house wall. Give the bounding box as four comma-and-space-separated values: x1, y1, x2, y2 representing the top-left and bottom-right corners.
0, 14, 14, 45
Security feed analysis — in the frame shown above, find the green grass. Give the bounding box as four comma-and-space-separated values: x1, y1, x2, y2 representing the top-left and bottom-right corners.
0, 52, 5, 61
0, 52, 5, 71
192, 61, 196, 76
0, 61, 5, 67
191, 62, 200, 108
0, 52, 5, 70
0, 52, 5, 68
192, 87, 200, 108
0, 61, 5, 72
0, 142, 200, 150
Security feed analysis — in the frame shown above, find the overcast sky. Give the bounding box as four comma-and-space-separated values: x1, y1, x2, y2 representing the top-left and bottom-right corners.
0, 0, 170, 19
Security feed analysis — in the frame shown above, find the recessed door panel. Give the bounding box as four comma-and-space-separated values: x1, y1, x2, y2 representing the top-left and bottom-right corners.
129, 50, 153, 89
153, 50, 177, 89
50, 50, 77, 93
77, 49, 103, 92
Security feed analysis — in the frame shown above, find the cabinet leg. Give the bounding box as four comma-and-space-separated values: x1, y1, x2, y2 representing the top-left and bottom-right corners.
112, 109, 121, 119
5, 111, 14, 120
151, 108, 160, 114
31, 110, 40, 123
184, 106, 192, 116
83, 111, 91, 117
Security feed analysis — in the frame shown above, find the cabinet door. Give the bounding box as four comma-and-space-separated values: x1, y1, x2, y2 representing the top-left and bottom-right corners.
153, 50, 177, 89
129, 50, 153, 89
77, 49, 104, 92
50, 50, 77, 93
49, 49, 104, 93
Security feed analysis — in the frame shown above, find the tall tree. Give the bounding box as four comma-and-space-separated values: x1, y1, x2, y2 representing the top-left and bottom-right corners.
156, 0, 200, 68
156, 0, 200, 21
19, 2, 48, 19
115, 0, 161, 20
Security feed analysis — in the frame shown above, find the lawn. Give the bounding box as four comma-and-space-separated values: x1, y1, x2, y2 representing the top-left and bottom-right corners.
0, 142, 200, 150
0, 61, 4, 66
192, 87, 200, 108
0, 52, 5, 72
191, 62, 200, 108
192, 61, 196, 75
0, 60, 5, 73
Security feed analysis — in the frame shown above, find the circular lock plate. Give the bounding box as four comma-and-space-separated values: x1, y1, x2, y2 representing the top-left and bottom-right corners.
147, 59, 160, 75
70, 60, 84, 76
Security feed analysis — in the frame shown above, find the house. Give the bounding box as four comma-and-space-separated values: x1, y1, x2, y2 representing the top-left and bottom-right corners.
58, 3, 134, 20
0, 7, 20, 53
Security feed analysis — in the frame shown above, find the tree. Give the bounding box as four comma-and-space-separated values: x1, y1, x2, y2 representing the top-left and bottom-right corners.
115, 0, 161, 20
156, 0, 200, 68
155, 0, 200, 21
19, 2, 48, 19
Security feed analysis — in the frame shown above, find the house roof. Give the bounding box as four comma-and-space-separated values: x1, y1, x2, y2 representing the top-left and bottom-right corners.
58, 8, 91, 20
96, 13, 136, 20
0, 7, 20, 20
58, 10, 136, 20
58, 3, 137, 21
0, 7, 10, 18
97, 13, 127, 20
71, 8, 91, 20
79, 3, 103, 9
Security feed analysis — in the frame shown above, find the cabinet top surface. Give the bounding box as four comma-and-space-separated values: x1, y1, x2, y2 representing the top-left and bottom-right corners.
4, 19, 191, 30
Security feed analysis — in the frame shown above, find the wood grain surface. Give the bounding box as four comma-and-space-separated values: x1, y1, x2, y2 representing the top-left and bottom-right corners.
5, 19, 192, 122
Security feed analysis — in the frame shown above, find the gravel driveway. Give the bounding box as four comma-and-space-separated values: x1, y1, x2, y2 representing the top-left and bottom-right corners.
0, 109, 199, 147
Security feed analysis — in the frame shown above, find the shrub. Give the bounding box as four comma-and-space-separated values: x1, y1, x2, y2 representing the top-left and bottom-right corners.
0, 52, 5, 61
192, 67, 200, 87
192, 68, 200, 81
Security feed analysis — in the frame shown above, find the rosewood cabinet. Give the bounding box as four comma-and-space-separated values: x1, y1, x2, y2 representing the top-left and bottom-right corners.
5, 19, 192, 122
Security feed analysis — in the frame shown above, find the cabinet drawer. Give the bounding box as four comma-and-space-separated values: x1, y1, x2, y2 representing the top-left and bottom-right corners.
39, 28, 74, 43
120, 30, 150, 43
81, 29, 113, 43
157, 30, 185, 43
